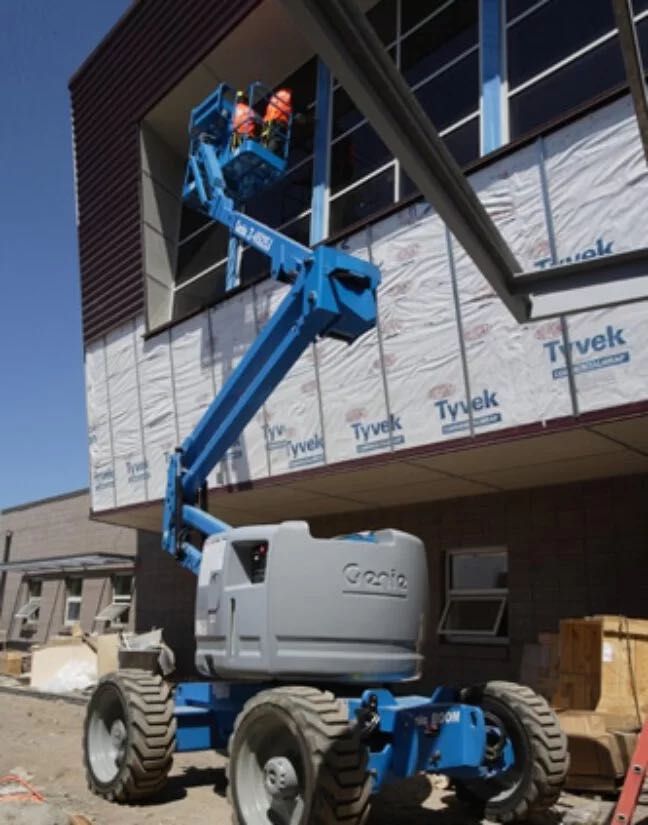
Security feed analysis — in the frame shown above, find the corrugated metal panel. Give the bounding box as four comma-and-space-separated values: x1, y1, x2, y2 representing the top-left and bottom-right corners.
70, 0, 261, 343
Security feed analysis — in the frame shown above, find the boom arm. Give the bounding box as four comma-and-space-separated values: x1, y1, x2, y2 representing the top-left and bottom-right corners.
162, 84, 381, 574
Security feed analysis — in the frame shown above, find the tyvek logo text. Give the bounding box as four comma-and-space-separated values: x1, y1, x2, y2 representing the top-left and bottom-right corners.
94, 468, 115, 491
126, 459, 150, 484
543, 325, 630, 380
434, 389, 502, 435
351, 414, 405, 454
534, 237, 614, 269
288, 434, 324, 469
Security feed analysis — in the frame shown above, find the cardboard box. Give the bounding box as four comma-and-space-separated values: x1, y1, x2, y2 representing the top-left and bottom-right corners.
0, 651, 24, 677
96, 633, 120, 677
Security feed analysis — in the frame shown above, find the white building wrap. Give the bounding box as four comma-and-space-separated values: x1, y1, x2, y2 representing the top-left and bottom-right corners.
85, 95, 648, 511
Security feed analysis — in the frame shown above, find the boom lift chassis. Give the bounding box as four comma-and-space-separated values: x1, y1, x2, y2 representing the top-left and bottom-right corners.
82, 82, 569, 824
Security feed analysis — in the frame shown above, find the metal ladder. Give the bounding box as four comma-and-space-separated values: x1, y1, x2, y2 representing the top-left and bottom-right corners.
612, 721, 648, 824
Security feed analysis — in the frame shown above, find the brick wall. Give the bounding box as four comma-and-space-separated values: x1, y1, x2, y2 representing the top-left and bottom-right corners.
134, 530, 197, 674
305, 473, 648, 690
5, 475, 644, 682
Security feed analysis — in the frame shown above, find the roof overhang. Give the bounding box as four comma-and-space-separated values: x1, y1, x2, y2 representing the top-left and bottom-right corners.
0, 553, 135, 576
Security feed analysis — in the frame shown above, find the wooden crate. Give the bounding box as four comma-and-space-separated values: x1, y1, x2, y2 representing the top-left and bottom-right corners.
553, 616, 648, 723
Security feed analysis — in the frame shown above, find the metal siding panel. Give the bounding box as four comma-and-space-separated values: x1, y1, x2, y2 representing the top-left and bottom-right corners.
71, 0, 260, 343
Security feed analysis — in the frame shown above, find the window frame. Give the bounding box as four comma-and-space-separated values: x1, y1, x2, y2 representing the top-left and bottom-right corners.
438, 546, 509, 644
505, 1, 648, 141
15, 579, 42, 625
95, 573, 134, 628
64, 577, 83, 627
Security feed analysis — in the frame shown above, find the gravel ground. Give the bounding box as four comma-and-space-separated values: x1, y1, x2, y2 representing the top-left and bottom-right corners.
0, 690, 646, 825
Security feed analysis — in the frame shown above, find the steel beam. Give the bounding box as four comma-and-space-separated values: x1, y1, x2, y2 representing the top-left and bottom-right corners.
513, 248, 648, 320
612, 0, 648, 166
279, 0, 530, 322
284, 0, 648, 322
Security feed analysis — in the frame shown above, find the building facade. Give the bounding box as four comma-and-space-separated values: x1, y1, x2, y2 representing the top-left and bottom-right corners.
70, 0, 648, 684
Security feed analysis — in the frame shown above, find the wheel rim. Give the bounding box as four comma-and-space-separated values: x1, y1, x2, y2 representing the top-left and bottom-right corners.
87, 684, 129, 785
233, 708, 306, 825
482, 710, 522, 801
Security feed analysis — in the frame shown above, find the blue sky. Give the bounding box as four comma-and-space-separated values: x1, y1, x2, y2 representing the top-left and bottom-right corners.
0, 1, 131, 510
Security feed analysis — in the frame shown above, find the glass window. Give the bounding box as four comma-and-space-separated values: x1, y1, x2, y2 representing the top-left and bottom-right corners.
438, 547, 509, 642
509, 36, 626, 139
239, 247, 270, 287
282, 57, 317, 110
332, 51, 396, 139
414, 51, 479, 132
331, 123, 391, 195
367, 0, 397, 44
401, 0, 478, 86
400, 115, 479, 198
173, 263, 227, 320
401, 0, 459, 36
443, 115, 480, 166
507, 0, 616, 89
332, 87, 364, 139
178, 206, 211, 243
506, 0, 543, 23
439, 597, 507, 634
176, 223, 229, 285
288, 113, 315, 168
638, 16, 648, 67
64, 578, 83, 626
450, 549, 508, 590
15, 579, 42, 623
239, 214, 311, 285
247, 160, 313, 227
102, 574, 133, 627
329, 166, 395, 234
634, 0, 648, 13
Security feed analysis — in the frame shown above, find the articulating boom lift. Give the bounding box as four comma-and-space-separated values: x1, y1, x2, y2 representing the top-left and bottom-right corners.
83, 82, 569, 825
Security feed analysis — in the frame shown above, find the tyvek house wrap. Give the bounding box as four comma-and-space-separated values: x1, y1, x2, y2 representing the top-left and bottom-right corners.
86, 93, 648, 512
544, 96, 648, 414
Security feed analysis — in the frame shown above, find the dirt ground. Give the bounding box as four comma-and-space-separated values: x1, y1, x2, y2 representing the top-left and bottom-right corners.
0, 691, 644, 825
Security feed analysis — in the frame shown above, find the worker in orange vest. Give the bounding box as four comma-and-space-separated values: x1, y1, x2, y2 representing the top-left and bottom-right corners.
232, 91, 256, 149
263, 88, 292, 155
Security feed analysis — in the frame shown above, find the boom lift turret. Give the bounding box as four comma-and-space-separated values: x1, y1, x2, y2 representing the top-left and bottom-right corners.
82, 81, 569, 825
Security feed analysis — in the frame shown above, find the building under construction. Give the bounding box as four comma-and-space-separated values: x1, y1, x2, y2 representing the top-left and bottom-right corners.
68, 0, 648, 683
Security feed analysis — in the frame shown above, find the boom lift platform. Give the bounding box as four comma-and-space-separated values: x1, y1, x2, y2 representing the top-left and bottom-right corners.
82, 81, 569, 825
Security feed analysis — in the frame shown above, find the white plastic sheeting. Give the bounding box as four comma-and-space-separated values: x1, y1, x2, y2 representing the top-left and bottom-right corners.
85, 95, 648, 511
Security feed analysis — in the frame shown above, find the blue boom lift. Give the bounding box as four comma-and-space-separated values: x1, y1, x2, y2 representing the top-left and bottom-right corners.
82, 82, 568, 825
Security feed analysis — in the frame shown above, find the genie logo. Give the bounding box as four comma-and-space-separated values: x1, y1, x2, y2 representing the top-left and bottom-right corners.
534, 236, 614, 269
434, 389, 502, 435
343, 563, 408, 597
350, 414, 405, 454
543, 325, 630, 379
289, 434, 324, 469
126, 459, 150, 483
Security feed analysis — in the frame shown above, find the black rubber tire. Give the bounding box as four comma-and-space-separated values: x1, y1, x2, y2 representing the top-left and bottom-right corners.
227, 685, 372, 825
83, 669, 176, 802
454, 681, 569, 823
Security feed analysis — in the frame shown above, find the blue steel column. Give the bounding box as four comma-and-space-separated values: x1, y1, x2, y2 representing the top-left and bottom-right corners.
480, 0, 505, 154
310, 59, 332, 245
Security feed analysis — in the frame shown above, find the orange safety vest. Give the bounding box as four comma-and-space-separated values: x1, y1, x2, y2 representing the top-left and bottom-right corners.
233, 102, 255, 135
264, 89, 292, 124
